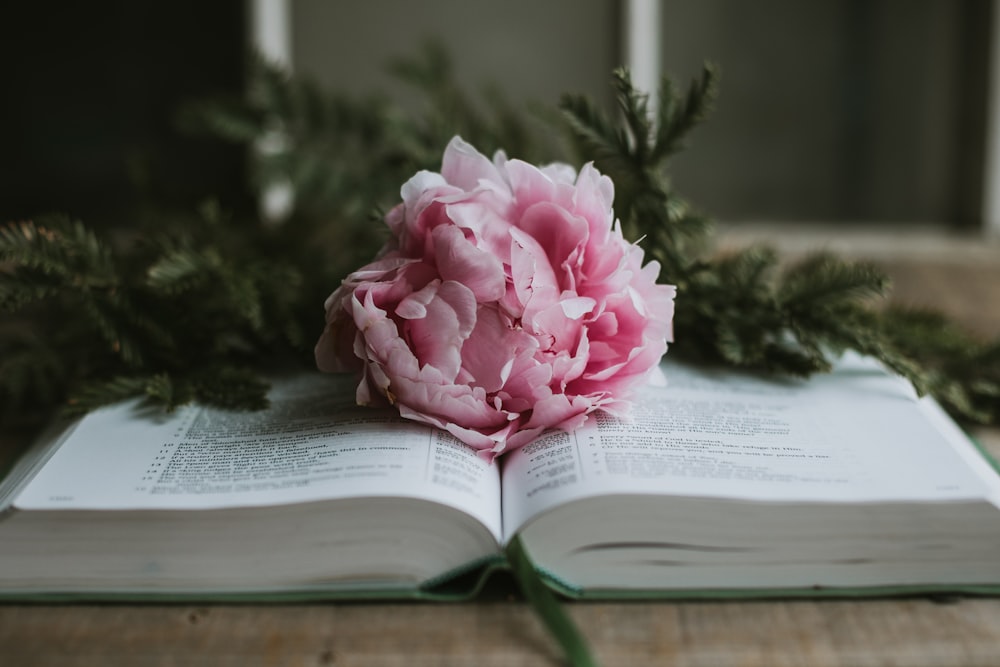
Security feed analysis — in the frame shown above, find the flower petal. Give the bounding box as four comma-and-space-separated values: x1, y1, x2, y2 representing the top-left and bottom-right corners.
432, 224, 506, 302
441, 136, 504, 191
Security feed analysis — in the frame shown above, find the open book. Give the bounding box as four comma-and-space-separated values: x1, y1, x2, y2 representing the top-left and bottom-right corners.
3, 353, 1000, 600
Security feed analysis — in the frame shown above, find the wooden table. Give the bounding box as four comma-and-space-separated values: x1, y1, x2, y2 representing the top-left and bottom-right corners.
2, 226, 999, 667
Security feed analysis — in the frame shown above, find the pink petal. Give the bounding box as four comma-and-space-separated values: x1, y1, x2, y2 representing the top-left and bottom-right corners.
518, 202, 588, 290
432, 225, 506, 302
441, 136, 504, 191
523, 393, 593, 432
539, 162, 578, 185
559, 296, 597, 319
509, 226, 560, 304
572, 163, 615, 225
446, 200, 515, 262
505, 159, 557, 207
524, 298, 582, 353
461, 307, 537, 394
399, 280, 476, 380
391, 375, 506, 431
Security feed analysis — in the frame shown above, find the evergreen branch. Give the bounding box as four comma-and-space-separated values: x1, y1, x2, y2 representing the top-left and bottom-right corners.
221, 268, 265, 332
0, 271, 64, 311
779, 253, 888, 310
79, 295, 146, 368
64, 376, 153, 415
652, 63, 720, 161
565, 67, 999, 427
610, 69, 652, 163
559, 92, 632, 171
715, 245, 781, 295
143, 373, 186, 408
66, 366, 271, 416
191, 366, 271, 411
873, 307, 1000, 423
0, 218, 116, 290
146, 247, 223, 293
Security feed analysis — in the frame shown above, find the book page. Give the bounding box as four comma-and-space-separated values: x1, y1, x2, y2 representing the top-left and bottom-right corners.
14, 374, 502, 541
501, 356, 1000, 540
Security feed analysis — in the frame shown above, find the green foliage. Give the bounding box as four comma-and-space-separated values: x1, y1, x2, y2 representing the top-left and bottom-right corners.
559, 66, 1000, 425
561, 67, 718, 267
0, 207, 304, 423
874, 308, 1000, 423
2, 45, 997, 430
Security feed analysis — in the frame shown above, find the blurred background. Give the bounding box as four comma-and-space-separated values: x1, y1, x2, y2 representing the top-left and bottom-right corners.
1, 0, 997, 234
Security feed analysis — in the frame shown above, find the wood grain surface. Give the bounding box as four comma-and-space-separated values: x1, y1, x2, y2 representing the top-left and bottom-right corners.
2, 228, 999, 666
4, 597, 1000, 667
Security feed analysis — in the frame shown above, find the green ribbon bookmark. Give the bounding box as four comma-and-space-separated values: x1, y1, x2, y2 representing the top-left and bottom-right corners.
506, 535, 599, 667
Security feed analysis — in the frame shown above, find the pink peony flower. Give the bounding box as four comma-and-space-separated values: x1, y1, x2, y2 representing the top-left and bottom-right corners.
316, 136, 676, 457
